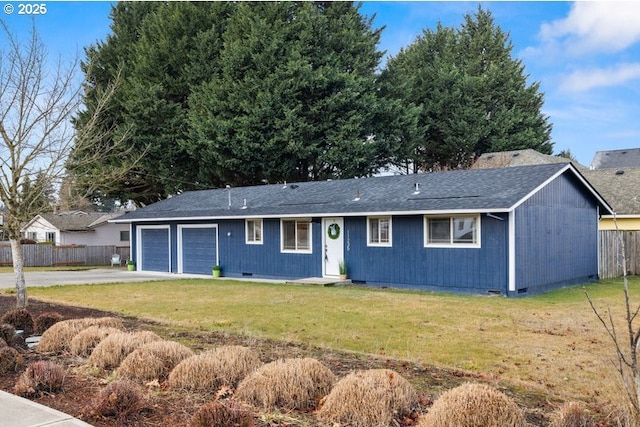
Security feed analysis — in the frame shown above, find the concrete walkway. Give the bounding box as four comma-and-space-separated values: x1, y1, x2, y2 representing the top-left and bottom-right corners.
0, 268, 186, 289
0, 390, 93, 426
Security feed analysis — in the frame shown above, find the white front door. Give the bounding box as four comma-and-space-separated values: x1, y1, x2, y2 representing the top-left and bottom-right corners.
323, 217, 344, 277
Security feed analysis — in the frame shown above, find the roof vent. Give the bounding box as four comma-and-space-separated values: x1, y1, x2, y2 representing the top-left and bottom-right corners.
413, 183, 420, 195
282, 181, 287, 189
290, 184, 299, 189
616, 170, 625, 175
353, 189, 360, 201
512, 152, 520, 157
241, 199, 247, 209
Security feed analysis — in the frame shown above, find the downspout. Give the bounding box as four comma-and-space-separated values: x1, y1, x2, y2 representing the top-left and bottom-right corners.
596, 205, 600, 279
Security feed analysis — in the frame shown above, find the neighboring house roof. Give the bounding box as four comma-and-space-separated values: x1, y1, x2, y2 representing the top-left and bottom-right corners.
582, 168, 640, 216
114, 163, 612, 223
590, 148, 640, 170
472, 149, 584, 169
22, 212, 123, 232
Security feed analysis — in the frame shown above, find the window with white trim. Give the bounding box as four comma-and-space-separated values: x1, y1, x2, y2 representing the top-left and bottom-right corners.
45, 232, 56, 242
246, 219, 263, 244
368, 216, 392, 246
281, 219, 311, 253
425, 215, 480, 247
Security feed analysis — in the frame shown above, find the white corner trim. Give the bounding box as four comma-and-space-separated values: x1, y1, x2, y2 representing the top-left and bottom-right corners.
508, 210, 516, 292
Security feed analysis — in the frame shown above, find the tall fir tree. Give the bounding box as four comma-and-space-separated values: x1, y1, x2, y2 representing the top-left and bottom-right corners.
187, 2, 387, 185
380, 7, 553, 172
71, 1, 399, 204
70, 2, 234, 206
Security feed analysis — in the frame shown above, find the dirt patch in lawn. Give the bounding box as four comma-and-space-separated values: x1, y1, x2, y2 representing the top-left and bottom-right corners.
0, 295, 600, 426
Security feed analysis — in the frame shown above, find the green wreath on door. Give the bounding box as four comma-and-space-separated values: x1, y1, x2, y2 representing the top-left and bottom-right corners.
327, 223, 340, 240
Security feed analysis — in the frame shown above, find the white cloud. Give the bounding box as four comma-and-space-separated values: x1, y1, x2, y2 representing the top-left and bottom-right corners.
540, 2, 640, 55
560, 62, 640, 92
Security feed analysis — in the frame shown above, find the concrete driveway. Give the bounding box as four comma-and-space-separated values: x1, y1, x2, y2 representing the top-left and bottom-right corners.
0, 268, 200, 289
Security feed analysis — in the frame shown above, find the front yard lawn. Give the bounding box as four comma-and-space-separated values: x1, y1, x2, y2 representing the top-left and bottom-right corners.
20, 277, 639, 405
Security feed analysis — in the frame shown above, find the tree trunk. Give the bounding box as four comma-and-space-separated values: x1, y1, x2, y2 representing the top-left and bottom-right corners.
10, 238, 27, 307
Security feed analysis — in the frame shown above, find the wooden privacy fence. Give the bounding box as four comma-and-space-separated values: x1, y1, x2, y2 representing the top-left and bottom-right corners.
599, 230, 640, 279
0, 245, 130, 267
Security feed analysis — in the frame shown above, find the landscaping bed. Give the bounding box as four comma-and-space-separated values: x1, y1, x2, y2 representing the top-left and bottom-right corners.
0, 295, 591, 426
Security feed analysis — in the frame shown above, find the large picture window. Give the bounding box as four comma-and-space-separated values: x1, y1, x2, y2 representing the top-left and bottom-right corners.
246, 219, 263, 244
425, 215, 480, 247
368, 216, 392, 247
281, 219, 311, 253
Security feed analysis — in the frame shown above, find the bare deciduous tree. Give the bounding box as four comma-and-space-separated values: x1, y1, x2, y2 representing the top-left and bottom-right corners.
0, 21, 137, 308
586, 217, 640, 423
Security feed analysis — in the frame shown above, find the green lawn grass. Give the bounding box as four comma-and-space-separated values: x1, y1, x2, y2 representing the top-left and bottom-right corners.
22, 277, 640, 403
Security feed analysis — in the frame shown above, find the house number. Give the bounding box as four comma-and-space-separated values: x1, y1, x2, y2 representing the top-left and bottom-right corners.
327, 223, 340, 240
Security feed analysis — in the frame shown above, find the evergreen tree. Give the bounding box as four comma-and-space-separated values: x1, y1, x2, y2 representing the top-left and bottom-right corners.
72, 1, 395, 204
187, 2, 387, 185
70, 2, 233, 206
381, 7, 553, 171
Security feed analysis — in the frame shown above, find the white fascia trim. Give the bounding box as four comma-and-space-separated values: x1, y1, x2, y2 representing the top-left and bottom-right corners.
509, 164, 571, 211
600, 214, 638, 219
509, 163, 613, 214
113, 208, 511, 223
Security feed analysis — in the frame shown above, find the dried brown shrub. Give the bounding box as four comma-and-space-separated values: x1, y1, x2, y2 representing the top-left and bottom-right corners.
191, 400, 255, 427
38, 317, 124, 353
0, 346, 25, 374
87, 330, 161, 370
117, 340, 194, 382
34, 311, 63, 334
0, 323, 15, 344
70, 326, 122, 357
169, 345, 262, 392
549, 401, 596, 427
1, 308, 34, 334
418, 382, 526, 427
87, 379, 146, 421
235, 357, 335, 411
317, 369, 418, 427
0, 337, 6, 348
14, 360, 65, 396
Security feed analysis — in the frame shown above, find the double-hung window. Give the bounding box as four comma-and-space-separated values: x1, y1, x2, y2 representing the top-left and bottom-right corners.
367, 216, 392, 247
281, 219, 311, 253
246, 219, 263, 244
425, 215, 480, 247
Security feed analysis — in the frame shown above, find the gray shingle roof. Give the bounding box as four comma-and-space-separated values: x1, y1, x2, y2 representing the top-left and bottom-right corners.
590, 148, 640, 169
40, 212, 122, 231
472, 149, 586, 169
116, 163, 611, 222
583, 168, 640, 215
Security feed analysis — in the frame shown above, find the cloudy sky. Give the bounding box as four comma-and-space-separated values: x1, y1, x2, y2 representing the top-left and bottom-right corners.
3, 1, 639, 167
